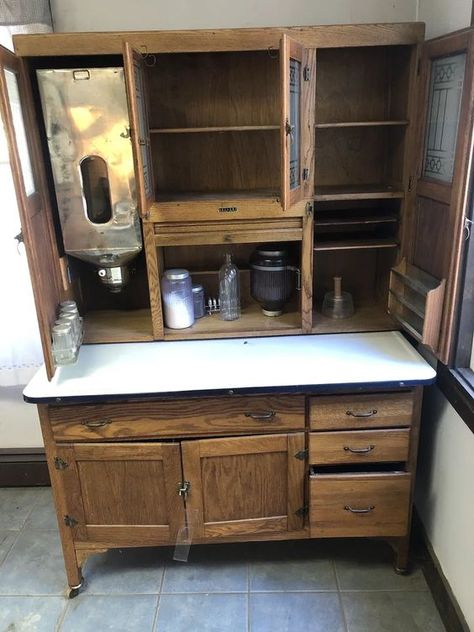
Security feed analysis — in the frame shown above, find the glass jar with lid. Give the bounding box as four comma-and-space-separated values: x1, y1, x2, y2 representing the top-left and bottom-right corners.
162, 269, 195, 329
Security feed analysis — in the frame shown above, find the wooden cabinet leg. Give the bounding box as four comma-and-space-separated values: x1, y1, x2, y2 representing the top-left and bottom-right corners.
392, 536, 410, 574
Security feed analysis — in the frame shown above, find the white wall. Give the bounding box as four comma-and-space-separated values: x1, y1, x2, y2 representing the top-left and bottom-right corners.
417, 0, 472, 38
0, 387, 42, 448
416, 387, 474, 630
50, 0, 416, 32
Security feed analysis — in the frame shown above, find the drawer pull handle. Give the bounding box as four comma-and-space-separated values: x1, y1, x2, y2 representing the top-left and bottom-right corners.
343, 445, 375, 454
344, 505, 375, 514
81, 419, 111, 428
346, 409, 377, 418
244, 411, 276, 421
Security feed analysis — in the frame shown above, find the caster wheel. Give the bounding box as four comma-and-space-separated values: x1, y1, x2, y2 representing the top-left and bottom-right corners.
67, 580, 83, 599
394, 566, 410, 576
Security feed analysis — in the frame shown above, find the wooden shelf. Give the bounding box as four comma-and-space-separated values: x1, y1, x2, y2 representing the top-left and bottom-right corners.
315, 120, 409, 129
314, 185, 405, 202
314, 238, 398, 252
164, 300, 301, 340
155, 189, 280, 203
150, 125, 280, 133
315, 214, 398, 228
312, 300, 396, 335
83, 309, 154, 344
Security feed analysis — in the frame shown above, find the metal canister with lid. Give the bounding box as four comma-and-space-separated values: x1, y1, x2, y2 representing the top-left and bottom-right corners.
161, 269, 195, 329
192, 284, 206, 319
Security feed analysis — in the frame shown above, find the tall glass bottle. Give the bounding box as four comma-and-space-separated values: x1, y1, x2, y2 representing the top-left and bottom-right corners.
219, 253, 240, 320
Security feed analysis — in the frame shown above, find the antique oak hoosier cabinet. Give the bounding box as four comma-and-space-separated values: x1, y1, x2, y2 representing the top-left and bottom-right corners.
1, 21, 472, 596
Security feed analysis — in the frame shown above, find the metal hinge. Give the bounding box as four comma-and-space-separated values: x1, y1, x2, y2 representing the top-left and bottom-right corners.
64, 515, 78, 528
294, 448, 308, 461
305, 202, 313, 217
303, 65, 311, 81
177, 481, 191, 498
464, 217, 473, 241
54, 457, 69, 470
302, 168, 309, 181
408, 175, 415, 192
295, 505, 309, 517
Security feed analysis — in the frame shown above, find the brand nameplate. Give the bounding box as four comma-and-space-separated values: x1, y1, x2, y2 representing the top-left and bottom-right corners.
218, 206, 238, 213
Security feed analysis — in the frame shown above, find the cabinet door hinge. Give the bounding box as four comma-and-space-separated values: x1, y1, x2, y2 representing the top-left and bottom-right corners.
294, 448, 308, 461
177, 481, 191, 498
54, 457, 69, 470
303, 66, 311, 81
302, 168, 309, 181
464, 217, 473, 241
295, 505, 309, 517
408, 175, 415, 192
64, 515, 78, 528
305, 202, 313, 217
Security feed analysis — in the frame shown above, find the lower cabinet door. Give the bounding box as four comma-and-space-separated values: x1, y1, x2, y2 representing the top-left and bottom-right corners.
56, 442, 185, 545
310, 472, 411, 538
181, 433, 306, 540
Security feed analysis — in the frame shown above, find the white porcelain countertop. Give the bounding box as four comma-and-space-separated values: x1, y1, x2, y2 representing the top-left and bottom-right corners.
23, 332, 436, 404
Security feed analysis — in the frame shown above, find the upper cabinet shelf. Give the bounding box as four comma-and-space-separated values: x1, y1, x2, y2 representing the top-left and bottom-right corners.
315, 120, 409, 129
314, 185, 405, 201
150, 125, 280, 133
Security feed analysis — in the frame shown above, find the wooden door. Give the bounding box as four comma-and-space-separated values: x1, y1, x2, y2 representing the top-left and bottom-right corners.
406, 29, 474, 364
181, 433, 306, 540
281, 35, 312, 210
123, 43, 154, 219
0, 45, 64, 379
56, 442, 184, 546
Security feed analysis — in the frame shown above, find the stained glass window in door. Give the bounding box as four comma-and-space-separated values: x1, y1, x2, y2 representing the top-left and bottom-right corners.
289, 58, 300, 190
423, 53, 467, 183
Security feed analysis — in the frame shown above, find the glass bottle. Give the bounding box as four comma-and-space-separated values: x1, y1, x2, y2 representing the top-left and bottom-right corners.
219, 253, 240, 321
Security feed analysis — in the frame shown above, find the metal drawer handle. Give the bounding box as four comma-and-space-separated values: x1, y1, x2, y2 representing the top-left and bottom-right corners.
244, 411, 276, 421
346, 409, 377, 418
81, 419, 111, 428
344, 505, 375, 514
343, 445, 375, 454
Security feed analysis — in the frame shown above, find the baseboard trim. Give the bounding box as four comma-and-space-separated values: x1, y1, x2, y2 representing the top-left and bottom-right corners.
412, 511, 469, 632
0, 449, 50, 486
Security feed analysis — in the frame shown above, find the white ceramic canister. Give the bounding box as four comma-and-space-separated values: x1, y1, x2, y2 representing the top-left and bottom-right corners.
161, 269, 195, 329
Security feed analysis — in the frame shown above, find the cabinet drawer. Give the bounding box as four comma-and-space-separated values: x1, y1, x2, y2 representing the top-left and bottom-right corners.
309, 429, 410, 465
310, 392, 414, 430
48, 395, 305, 441
309, 472, 411, 538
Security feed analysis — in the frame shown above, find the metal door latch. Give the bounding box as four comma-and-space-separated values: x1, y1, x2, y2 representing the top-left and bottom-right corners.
177, 481, 191, 498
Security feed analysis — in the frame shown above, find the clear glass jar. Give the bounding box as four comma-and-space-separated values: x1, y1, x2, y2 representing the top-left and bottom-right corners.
52, 323, 76, 365
219, 253, 240, 321
192, 284, 206, 319
162, 269, 195, 329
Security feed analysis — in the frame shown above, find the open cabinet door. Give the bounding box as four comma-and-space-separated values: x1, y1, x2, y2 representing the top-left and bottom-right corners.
123, 43, 154, 219
281, 35, 312, 210
390, 29, 474, 364
0, 45, 63, 379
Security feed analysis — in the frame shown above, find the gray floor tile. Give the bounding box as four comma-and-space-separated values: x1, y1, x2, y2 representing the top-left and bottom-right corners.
61, 594, 158, 632
334, 539, 428, 591
250, 592, 345, 632
0, 529, 66, 595
250, 558, 337, 591
155, 593, 248, 632
0, 595, 66, 631
83, 547, 165, 594
0, 488, 42, 529
24, 488, 59, 531
162, 557, 248, 593
342, 591, 446, 632
0, 529, 19, 565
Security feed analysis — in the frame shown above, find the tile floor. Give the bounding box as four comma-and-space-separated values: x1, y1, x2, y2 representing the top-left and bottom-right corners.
0, 487, 446, 632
